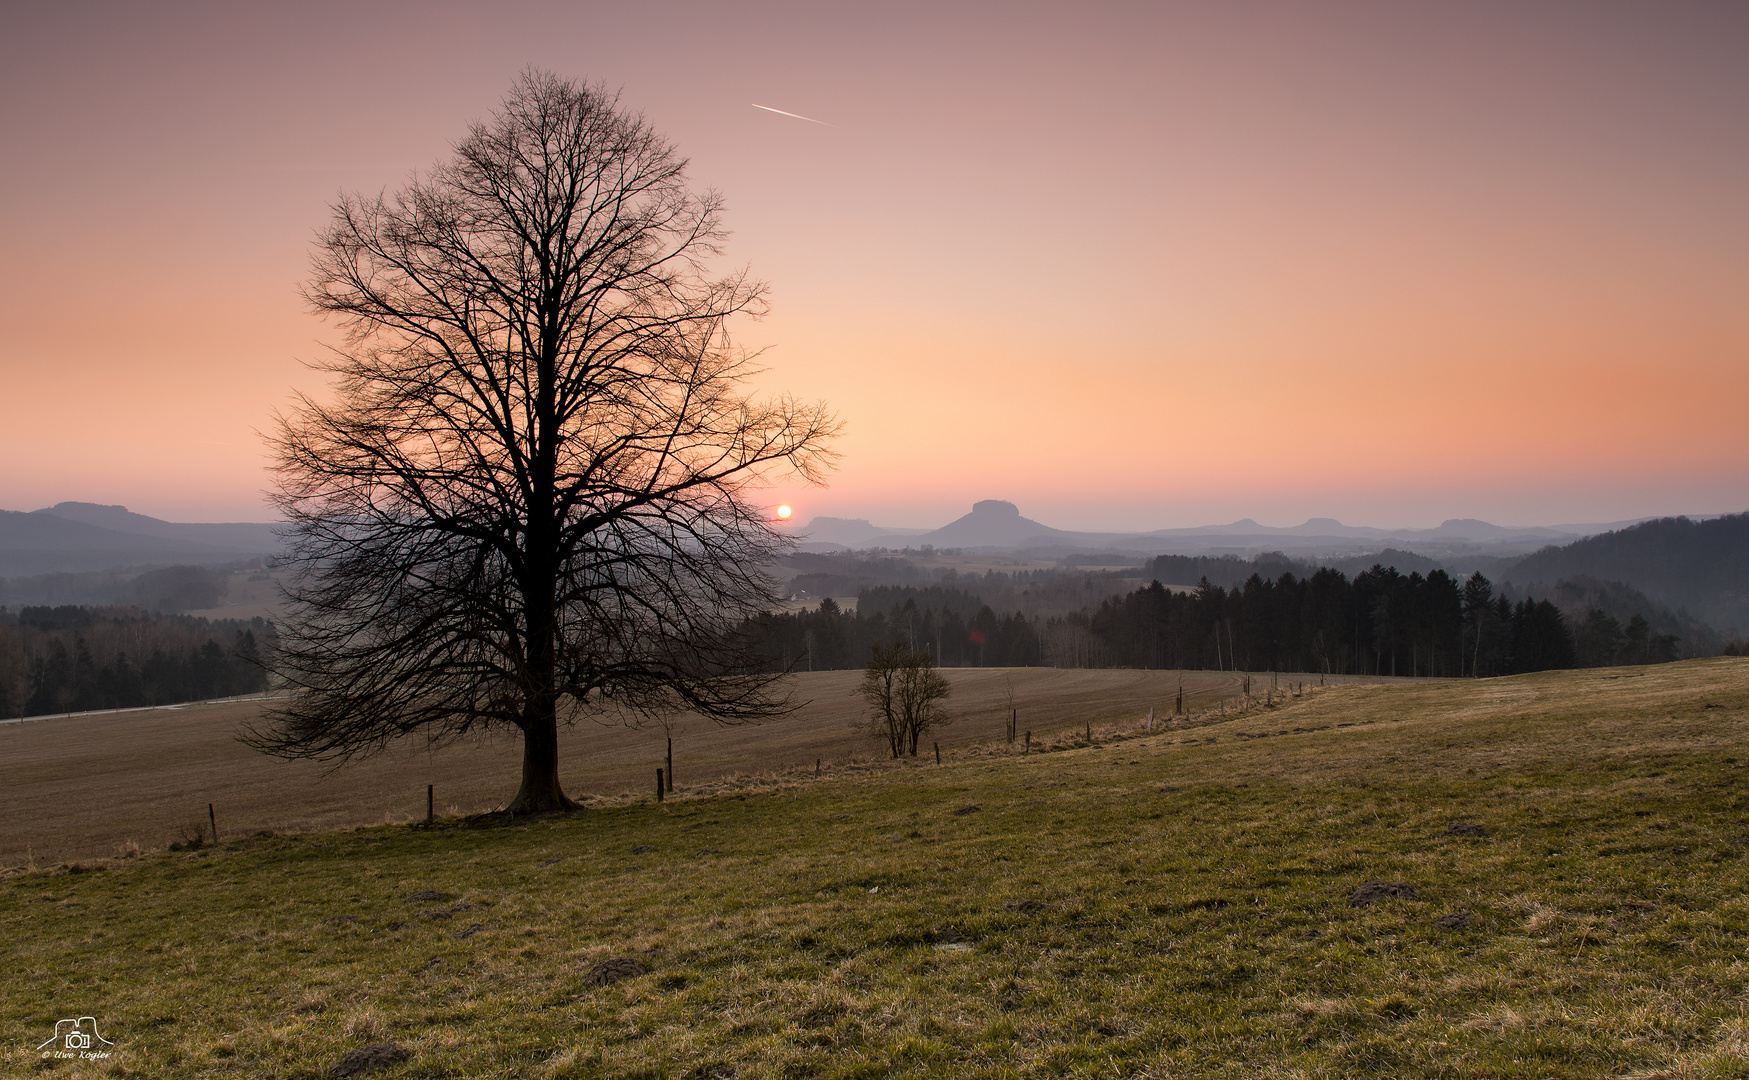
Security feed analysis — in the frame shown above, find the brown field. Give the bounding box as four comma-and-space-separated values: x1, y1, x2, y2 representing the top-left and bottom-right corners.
181, 569, 289, 622
0, 667, 1392, 866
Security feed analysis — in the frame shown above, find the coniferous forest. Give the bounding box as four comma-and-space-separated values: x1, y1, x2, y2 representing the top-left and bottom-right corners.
749, 566, 1685, 677
0, 606, 271, 719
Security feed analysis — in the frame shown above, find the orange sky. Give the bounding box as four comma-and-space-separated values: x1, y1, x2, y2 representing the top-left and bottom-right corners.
2, 2, 1744, 531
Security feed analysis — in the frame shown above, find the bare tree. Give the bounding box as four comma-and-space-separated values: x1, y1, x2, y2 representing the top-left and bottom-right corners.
858, 641, 907, 759
857, 642, 951, 758
247, 71, 837, 814
0, 626, 27, 719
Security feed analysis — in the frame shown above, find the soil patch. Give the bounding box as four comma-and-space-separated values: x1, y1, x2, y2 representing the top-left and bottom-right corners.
587, 957, 647, 985
330, 1042, 410, 1077
1442, 822, 1487, 837
1348, 881, 1417, 907
952, 805, 982, 816
1433, 911, 1473, 930
1004, 900, 1049, 914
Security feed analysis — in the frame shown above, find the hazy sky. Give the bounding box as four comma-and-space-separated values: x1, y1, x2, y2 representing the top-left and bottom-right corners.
2, 1, 1745, 530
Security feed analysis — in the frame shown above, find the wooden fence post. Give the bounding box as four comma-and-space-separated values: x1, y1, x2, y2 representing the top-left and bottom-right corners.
666, 736, 674, 793
934, 742, 940, 764
208, 803, 218, 846
656, 768, 664, 803
815, 758, 821, 779
1024, 731, 1031, 754
427, 784, 433, 826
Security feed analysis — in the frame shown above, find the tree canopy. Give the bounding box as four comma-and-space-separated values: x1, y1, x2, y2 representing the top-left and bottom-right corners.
249, 72, 836, 813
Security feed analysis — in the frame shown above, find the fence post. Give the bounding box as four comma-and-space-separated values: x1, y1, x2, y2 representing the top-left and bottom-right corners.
934, 742, 940, 765
666, 736, 674, 793
1024, 730, 1031, 754
208, 803, 218, 846
427, 784, 434, 826
815, 758, 821, 779
656, 768, 664, 803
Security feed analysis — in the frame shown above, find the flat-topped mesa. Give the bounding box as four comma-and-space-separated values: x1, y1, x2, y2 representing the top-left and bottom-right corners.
971, 500, 1021, 519
916, 500, 1069, 550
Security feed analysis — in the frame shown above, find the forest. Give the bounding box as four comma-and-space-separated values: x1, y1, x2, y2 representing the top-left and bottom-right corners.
749, 565, 1685, 677
0, 605, 271, 719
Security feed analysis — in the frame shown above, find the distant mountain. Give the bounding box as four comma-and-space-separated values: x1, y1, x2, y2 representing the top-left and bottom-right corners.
0, 503, 282, 578
915, 500, 1073, 549
794, 516, 929, 550
1502, 514, 1749, 637
797, 500, 1641, 561
33, 503, 282, 553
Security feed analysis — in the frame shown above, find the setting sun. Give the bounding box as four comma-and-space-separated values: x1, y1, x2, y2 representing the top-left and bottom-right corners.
776, 505, 793, 520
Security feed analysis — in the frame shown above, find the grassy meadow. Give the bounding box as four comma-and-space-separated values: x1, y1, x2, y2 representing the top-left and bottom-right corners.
5, 658, 1748, 1078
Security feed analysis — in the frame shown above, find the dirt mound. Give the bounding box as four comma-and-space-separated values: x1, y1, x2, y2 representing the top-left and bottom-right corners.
1433, 911, 1473, 930
456, 924, 486, 939
1442, 822, 1487, 837
1347, 881, 1417, 907
330, 1042, 409, 1077
587, 957, 647, 985
952, 805, 982, 816
1004, 900, 1049, 914
405, 889, 447, 902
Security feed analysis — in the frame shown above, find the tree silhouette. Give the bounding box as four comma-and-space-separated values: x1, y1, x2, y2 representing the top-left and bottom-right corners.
249, 72, 836, 813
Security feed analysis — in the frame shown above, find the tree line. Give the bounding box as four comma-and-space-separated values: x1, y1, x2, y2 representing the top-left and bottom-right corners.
748, 566, 1685, 676
0, 606, 272, 718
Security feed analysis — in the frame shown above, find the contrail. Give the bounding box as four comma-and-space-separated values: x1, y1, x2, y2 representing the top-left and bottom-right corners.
751, 103, 832, 126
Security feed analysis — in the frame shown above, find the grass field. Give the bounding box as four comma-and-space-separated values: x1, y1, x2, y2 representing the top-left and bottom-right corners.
2, 667, 1310, 867
4, 658, 1746, 1078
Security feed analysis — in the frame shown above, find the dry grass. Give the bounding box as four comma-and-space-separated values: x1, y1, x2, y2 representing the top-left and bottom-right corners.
0, 667, 1367, 865
2, 658, 1745, 1078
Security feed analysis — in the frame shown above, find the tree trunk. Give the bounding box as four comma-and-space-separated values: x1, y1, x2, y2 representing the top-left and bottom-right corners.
509, 704, 578, 814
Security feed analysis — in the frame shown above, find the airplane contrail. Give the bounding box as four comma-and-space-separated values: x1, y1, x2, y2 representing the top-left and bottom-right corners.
751, 103, 833, 126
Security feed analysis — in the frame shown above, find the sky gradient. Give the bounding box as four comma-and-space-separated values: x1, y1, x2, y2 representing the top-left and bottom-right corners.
2, 1, 1745, 531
